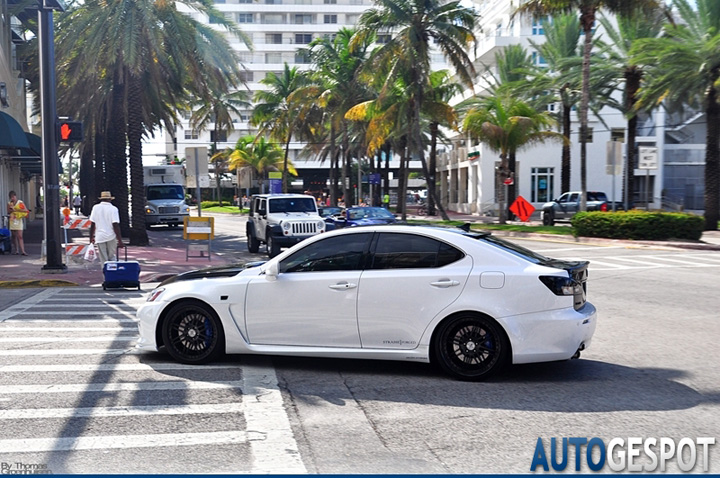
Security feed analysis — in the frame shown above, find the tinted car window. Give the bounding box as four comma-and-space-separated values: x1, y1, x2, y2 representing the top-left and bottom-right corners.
587, 191, 608, 201
371, 233, 464, 269
280, 233, 372, 273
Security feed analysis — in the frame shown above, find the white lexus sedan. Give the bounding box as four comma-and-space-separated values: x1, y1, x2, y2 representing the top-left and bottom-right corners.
137, 225, 597, 380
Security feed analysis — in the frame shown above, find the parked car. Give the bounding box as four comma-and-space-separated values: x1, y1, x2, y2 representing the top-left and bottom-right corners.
327, 206, 398, 228
541, 191, 624, 226
137, 225, 597, 381
317, 206, 344, 218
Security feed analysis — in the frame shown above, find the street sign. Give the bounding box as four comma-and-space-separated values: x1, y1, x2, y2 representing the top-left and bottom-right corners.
509, 195, 535, 222
638, 147, 658, 170
606, 141, 623, 175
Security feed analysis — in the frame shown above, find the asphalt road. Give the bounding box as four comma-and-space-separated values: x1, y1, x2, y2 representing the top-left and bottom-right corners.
0, 225, 718, 474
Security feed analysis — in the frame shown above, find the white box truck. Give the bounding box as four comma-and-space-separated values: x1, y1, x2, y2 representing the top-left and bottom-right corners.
143, 165, 190, 228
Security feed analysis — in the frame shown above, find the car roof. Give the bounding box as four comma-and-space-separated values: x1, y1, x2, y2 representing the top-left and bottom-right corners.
252, 193, 314, 199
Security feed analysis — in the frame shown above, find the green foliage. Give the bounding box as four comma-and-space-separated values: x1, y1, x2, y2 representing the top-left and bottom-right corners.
571, 211, 704, 240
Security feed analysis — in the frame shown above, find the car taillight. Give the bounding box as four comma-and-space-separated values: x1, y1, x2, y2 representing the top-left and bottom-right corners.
601, 203, 607, 211
539, 275, 582, 296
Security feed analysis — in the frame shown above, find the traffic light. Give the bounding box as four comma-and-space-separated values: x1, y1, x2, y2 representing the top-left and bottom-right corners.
57, 120, 83, 142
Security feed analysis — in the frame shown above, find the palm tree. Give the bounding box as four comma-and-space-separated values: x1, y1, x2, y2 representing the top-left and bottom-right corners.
54, 0, 247, 245
595, 8, 666, 210
357, 0, 479, 220
191, 88, 251, 206
229, 136, 297, 193
631, 0, 720, 230
424, 70, 463, 216
514, 0, 665, 212
463, 94, 564, 224
252, 65, 310, 193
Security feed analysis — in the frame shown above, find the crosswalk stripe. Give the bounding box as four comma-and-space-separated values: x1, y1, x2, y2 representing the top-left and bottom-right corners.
0, 289, 59, 322
586, 260, 629, 270
0, 380, 244, 394
0, 363, 238, 373
0, 348, 135, 356
0, 336, 136, 343
24, 304, 140, 309
3, 318, 138, 323
608, 257, 664, 268
11, 311, 135, 316
0, 327, 132, 332
0, 403, 245, 420
0, 431, 251, 453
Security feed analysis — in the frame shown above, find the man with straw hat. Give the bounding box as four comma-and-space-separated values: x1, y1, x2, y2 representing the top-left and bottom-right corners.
89, 191, 125, 263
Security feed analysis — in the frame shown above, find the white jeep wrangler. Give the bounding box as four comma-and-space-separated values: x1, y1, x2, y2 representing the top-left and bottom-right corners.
246, 194, 327, 257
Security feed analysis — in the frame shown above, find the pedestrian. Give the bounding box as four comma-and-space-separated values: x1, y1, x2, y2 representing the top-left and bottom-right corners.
383, 193, 390, 209
89, 191, 125, 263
73, 195, 82, 215
6, 191, 28, 255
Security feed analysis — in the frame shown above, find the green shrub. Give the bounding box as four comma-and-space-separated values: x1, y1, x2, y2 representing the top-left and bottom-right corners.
200, 201, 222, 209
571, 211, 704, 241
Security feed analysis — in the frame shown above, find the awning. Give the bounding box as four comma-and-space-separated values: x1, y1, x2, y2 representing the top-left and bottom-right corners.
0, 111, 31, 150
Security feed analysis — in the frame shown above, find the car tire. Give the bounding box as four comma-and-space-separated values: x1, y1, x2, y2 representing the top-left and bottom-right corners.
267, 234, 280, 258
247, 227, 259, 253
434, 314, 509, 381
542, 211, 554, 226
161, 301, 224, 364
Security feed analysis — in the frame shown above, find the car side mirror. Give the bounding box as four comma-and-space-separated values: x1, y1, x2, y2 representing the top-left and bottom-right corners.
264, 261, 279, 281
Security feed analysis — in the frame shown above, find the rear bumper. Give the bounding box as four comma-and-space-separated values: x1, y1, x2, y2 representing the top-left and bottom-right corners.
500, 302, 597, 364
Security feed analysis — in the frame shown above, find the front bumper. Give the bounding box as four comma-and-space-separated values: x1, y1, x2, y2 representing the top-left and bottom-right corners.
135, 301, 165, 351
500, 302, 597, 364
146, 214, 187, 226
271, 234, 317, 247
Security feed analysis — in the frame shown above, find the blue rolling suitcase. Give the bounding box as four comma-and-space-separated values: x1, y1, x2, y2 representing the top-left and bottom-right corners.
102, 247, 141, 290
0, 228, 11, 254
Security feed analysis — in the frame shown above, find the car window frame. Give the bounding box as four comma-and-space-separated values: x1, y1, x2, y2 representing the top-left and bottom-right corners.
368, 231, 466, 270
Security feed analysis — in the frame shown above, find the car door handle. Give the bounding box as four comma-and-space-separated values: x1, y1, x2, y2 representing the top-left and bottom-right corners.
430, 279, 460, 288
329, 282, 357, 290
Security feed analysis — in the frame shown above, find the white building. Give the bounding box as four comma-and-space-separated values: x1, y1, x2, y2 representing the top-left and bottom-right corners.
438, 0, 704, 216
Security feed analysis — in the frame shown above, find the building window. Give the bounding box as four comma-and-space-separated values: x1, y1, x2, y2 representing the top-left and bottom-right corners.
324, 14, 337, 24
295, 33, 312, 44
210, 131, 228, 143
322, 33, 337, 41
239, 71, 254, 82
324, 0, 337, 3
265, 52, 283, 64
583, 127, 594, 143
377, 34, 391, 44
184, 129, 199, 140
265, 0, 281, 4
295, 52, 311, 64
263, 13, 284, 24
611, 128, 625, 143
237, 13, 254, 23
346, 14, 359, 23
294, 14, 313, 24
266, 33, 282, 44
531, 51, 547, 66
531, 167, 554, 203
238, 0, 253, 3
532, 17, 547, 35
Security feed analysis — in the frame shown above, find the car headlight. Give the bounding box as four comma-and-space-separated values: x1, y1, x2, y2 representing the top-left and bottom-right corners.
182, 205, 190, 213
147, 287, 165, 302
145, 206, 156, 214
282, 222, 291, 230
317, 220, 325, 230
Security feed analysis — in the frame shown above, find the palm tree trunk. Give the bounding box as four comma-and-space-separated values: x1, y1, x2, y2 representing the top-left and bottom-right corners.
561, 98, 572, 194
107, 71, 130, 238
624, 69, 641, 210
127, 74, 149, 246
412, 100, 450, 220
79, 144, 94, 217
399, 142, 408, 221
329, 124, 337, 206
507, 151, 517, 220
704, 76, 720, 230
342, 122, 350, 205
282, 133, 292, 193
497, 154, 508, 224
578, 7, 595, 212
428, 122, 438, 216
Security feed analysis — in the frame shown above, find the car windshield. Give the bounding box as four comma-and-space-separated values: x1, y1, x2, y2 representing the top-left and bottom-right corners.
319, 207, 342, 217
347, 207, 394, 220
268, 198, 317, 213
147, 185, 184, 200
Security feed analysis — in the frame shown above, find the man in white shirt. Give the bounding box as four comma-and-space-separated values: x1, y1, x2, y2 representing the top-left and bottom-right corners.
89, 191, 125, 262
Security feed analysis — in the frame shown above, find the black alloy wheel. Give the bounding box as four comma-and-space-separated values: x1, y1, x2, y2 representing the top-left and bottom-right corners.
434, 315, 508, 381
162, 302, 224, 364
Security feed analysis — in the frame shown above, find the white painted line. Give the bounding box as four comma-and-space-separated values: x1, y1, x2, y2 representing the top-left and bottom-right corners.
0, 349, 134, 357
0, 327, 131, 332
0, 336, 136, 343
0, 431, 251, 453
608, 257, 666, 268
3, 318, 138, 323
242, 358, 306, 474
0, 380, 244, 394
586, 260, 630, 270
26, 304, 140, 309
0, 403, 245, 420
12, 311, 135, 316
0, 363, 239, 373
0, 289, 60, 322
641, 255, 715, 266
533, 245, 625, 253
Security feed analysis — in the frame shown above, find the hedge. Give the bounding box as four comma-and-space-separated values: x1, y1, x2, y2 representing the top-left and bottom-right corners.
571, 211, 704, 241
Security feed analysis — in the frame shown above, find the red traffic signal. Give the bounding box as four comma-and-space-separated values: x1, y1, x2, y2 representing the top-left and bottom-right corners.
57, 120, 83, 142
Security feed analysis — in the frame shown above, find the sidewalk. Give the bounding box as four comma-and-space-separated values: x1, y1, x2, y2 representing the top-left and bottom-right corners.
0, 216, 235, 289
